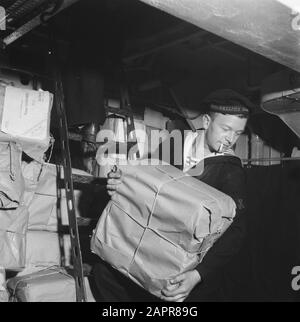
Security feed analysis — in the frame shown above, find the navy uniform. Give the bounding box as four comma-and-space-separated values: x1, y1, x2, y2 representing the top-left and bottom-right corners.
184, 89, 252, 301
93, 89, 252, 302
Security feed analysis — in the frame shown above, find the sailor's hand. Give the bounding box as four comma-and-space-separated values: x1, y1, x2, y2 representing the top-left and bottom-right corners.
160, 270, 201, 302
106, 168, 122, 197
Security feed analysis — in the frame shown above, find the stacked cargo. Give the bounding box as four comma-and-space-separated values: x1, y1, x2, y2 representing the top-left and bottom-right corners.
0, 83, 95, 302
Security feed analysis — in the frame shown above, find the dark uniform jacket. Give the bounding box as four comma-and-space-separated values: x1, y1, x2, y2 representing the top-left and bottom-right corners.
186, 154, 247, 301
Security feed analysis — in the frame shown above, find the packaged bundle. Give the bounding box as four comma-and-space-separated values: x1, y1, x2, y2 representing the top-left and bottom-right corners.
0, 206, 29, 270
0, 142, 24, 209
0, 85, 53, 162
24, 230, 71, 271
0, 289, 9, 302
91, 161, 236, 297
7, 267, 76, 302
0, 267, 8, 302
24, 163, 91, 231
7, 267, 95, 302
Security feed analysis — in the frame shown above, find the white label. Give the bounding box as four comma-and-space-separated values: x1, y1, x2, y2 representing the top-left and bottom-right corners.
1, 86, 51, 142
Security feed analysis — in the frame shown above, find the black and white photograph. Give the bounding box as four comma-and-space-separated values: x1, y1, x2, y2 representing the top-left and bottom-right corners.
0, 0, 299, 307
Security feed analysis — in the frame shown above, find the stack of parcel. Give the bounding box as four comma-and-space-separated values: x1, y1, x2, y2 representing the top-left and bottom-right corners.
0, 83, 94, 302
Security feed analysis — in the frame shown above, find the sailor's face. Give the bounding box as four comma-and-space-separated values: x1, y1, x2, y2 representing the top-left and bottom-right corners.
204, 113, 247, 153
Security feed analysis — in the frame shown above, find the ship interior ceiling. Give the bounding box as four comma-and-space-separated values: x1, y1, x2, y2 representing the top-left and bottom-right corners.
0, 0, 299, 302
1, 0, 299, 153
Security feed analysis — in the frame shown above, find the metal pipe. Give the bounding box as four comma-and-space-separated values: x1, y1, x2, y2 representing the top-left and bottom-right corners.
242, 156, 300, 163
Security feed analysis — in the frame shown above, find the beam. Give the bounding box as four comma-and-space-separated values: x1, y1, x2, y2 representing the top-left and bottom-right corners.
198, 39, 247, 62
123, 22, 207, 62
3, 0, 79, 46
139, 0, 300, 72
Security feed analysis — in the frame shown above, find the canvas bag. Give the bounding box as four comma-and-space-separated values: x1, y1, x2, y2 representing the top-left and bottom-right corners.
24, 230, 71, 270
91, 161, 236, 297
0, 206, 29, 270
23, 162, 92, 231
0, 142, 24, 209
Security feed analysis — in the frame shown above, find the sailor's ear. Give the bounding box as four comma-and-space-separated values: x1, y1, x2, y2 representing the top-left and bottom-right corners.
202, 114, 211, 130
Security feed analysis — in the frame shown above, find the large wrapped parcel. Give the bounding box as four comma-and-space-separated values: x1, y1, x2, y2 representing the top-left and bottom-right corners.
91, 161, 236, 297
